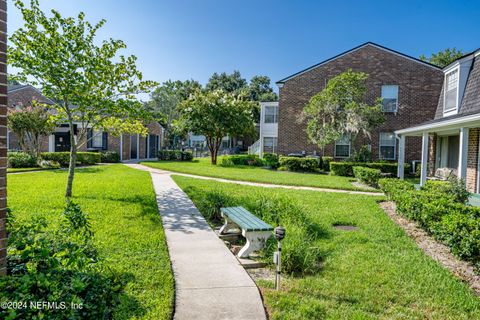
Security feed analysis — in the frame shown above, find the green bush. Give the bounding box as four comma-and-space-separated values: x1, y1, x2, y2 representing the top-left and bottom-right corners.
379, 178, 480, 265
40, 152, 101, 167
0, 201, 124, 319
330, 162, 411, 176
422, 177, 470, 204
321, 156, 333, 172
346, 145, 372, 163
7, 152, 37, 168
263, 153, 279, 169
158, 150, 193, 161
100, 151, 120, 163
220, 154, 264, 167
353, 166, 381, 187
279, 156, 318, 172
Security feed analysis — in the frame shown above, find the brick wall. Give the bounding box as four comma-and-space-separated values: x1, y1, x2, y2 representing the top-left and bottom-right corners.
277, 44, 444, 162
0, 0, 7, 276
466, 128, 479, 192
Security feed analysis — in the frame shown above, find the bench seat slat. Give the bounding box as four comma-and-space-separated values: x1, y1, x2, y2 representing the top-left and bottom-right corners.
221, 206, 273, 231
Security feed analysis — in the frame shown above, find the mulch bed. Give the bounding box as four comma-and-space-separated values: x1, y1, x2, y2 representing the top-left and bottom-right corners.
379, 201, 480, 295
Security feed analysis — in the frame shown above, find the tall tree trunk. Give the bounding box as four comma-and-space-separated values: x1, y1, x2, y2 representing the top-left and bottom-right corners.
65, 119, 77, 198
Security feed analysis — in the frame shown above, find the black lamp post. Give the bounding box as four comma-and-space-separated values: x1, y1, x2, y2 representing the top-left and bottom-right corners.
274, 226, 286, 290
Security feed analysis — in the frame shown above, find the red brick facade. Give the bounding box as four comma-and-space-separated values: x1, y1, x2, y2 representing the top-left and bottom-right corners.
277, 43, 444, 162
466, 128, 479, 192
0, 0, 7, 275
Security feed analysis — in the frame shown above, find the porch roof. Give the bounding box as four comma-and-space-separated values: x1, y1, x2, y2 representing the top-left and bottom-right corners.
395, 112, 480, 137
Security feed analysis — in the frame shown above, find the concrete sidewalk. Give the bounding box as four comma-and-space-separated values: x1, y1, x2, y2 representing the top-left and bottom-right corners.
126, 164, 266, 320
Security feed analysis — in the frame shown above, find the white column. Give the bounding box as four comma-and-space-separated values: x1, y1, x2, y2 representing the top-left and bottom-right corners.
397, 135, 405, 179
48, 135, 55, 152
458, 127, 469, 181
147, 135, 150, 159
420, 132, 429, 186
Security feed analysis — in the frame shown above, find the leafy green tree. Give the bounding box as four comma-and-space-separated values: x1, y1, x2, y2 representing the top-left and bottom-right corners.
145, 79, 201, 148
177, 90, 256, 164
7, 104, 55, 158
248, 75, 278, 102
9, 0, 156, 197
206, 70, 247, 94
420, 48, 464, 68
302, 70, 384, 155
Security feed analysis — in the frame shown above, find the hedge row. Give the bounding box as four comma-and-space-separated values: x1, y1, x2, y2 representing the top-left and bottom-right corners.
379, 178, 479, 265
7, 152, 37, 168
8, 151, 112, 168
278, 156, 318, 172
158, 150, 193, 161
220, 154, 264, 167
40, 152, 102, 167
330, 162, 411, 176
353, 166, 381, 187
263, 153, 279, 169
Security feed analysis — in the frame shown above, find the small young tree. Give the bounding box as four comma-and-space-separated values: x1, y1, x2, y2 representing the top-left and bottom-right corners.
177, 90, 256, 164
9, 0, 156, 197
7, 103, 55, 158
302, 70, 384, 154
420, 48, 464, 68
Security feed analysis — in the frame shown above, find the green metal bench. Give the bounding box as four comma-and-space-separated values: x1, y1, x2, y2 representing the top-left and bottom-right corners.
220, 206, 273, 258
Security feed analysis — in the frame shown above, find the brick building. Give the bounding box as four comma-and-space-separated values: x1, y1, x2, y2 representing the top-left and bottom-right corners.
7, 84, 162, 161
0, 0, 6, 276
275, 42, 444, 162
396, 48, 480, 193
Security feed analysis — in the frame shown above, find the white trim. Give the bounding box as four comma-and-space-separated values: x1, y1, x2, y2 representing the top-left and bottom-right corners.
48, 135, 54, 152
458, 127, 469, 181
147, 135, 150, 159
277, 42, 441, 84
379, 132, 396, 160
397, 135, 405, 178
334, 135, 351, 158
420, 132, 429, 186
396, 113, 480, 136
443, 67, 460, 116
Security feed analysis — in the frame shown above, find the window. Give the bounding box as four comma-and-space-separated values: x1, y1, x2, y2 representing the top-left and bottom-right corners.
263, 137, 277, 148
381, 85, 398, 112
264, 106, 278, 123
444, 69, 459, 112
379, 132, 396, 160
91, 130, 103, 148
335, 134, 350, 158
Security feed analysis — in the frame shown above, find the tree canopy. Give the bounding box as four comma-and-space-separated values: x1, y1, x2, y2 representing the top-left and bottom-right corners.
420, 48, 464, 68
302, 70, 384, 153
177, 90, 256, 164
9, 0, 156, 197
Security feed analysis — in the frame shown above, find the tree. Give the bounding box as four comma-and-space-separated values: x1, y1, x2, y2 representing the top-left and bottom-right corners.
9, 0, 156, 197
206, 70, 247, 94
177, 90, 256, 164
7, 103, 55, 158
248, 75, 278, 102
420, 48, 464, 68
302, 70, 384, 155
145, 79, 201, 148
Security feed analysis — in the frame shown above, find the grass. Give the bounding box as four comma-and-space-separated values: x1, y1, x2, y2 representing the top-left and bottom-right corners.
141, 158, 374, 192
173, 175, 480, 319
8, 165, 174, 320
7, 167, 50, 173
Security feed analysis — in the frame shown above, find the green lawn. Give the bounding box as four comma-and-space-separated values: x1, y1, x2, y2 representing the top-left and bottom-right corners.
173, 175, 480, 320
142, 158, 374, 192
7, 167, 50, 173
8, 165, 174, 320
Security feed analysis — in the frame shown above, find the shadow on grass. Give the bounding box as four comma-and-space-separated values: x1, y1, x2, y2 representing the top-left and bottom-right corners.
112, 272, 148, 319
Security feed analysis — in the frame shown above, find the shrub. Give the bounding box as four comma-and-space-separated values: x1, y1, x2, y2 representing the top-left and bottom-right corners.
353, 166, 381, 187
220, 154, 264, 167
0, 201, 124, 319
279, 156, 318, 172
346, 145, 372, 163
38, 159, 60, 169
158, 150, 193, 161
100, 151, 120, 163
422, 177, 470, 204
321, 156, 333, 172
7, 152, 37, 168
219, 157, 234, 167
263, 153, 279, 169
330, 162, 411, 176
40, 152, 101, 167
379, 178, 480, 265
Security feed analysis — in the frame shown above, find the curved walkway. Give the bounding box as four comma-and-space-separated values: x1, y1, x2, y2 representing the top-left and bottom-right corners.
136, 164, 383, 196
127, 164, 266, 320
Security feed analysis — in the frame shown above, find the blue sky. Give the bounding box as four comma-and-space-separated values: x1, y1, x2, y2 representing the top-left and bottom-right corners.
8, 0, 480, 94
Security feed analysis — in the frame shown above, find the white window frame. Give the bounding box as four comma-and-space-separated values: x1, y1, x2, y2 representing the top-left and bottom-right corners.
263, 136, 277, 148
381, 85, 399, 112
91, 130, 103, 148
379, 132, 396, 160
264, 106, 278, 124
443, 67, 459, 115
334, 134, 351, 158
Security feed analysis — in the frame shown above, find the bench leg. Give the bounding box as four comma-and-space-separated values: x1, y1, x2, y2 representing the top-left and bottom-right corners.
237, 230, 272, 258
219, 216, 239, 235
